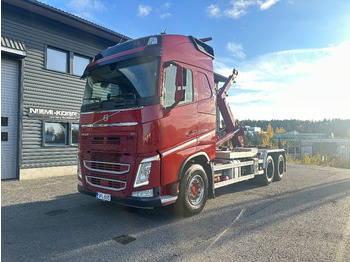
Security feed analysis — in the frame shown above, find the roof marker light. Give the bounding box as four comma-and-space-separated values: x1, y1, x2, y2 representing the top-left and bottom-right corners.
147, 37, 158, 45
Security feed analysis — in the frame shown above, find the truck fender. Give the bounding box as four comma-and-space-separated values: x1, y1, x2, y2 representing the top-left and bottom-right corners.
176, 152, 214, 197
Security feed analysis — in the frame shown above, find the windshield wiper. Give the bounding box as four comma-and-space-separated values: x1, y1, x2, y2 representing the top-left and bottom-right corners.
84, 97, 101, 103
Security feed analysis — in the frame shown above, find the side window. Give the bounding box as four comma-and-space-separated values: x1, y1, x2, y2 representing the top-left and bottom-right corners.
163, 65, 177, 107
196, 72, 212, 101
181, 69, 193, 105
163, 64, 193, 107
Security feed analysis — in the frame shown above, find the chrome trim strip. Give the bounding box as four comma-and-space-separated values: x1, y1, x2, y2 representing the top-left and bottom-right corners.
162, 130, 215, 157
160, 195, 178, 204
81, 107, 143, 115
85, 176, 127, 192
81, 122, 138, 128
141, 155, 160, 163
162, 138, 197, 157
83, 160, 130, 175
198, 130, 216, 141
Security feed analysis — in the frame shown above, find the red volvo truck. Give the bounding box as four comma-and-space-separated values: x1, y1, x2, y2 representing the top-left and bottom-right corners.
77, 34, 286, 216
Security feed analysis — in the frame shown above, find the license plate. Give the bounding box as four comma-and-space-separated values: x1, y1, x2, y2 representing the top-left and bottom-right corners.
96, 192, 111, 202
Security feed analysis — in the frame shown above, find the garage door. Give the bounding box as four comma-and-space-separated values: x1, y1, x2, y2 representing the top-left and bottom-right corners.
1, 58, 20, 180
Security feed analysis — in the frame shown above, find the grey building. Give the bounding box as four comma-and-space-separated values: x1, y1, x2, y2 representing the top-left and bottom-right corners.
1, 0, 130, 180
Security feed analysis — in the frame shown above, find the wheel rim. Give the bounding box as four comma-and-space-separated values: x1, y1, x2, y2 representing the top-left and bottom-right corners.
187, 174, 204, 206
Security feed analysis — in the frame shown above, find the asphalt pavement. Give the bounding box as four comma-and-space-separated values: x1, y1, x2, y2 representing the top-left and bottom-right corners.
2, 163, 350, 262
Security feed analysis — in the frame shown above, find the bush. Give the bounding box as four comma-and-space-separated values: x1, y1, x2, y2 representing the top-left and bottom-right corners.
287, 153, 350, 169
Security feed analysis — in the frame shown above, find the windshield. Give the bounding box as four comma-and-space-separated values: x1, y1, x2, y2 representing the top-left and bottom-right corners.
82, 57, 159, 112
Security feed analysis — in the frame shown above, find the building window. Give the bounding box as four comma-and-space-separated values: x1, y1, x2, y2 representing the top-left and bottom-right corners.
44, 122, 67, 145
71, 123, 79, 145
73, 54, 90, 76
46, 47, 68, 73
46, 46, 91, 75
43, 122, 78, 146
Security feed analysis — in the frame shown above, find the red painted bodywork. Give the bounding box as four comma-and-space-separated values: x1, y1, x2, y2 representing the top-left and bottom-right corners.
78, 35, 217, 205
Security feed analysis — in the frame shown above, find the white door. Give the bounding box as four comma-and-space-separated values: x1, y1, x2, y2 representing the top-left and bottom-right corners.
1, 58, 20, 180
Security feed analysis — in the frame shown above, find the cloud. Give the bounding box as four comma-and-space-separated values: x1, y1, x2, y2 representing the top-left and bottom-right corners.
162, 2, 171, 9
208, 0, 280, 19
259, 0, 280, 10
138, 5, 152, 17
227, 41, 246, 59
225, 0, 255, 18
214, 41, 350, 120
160, 13, 172, 19
66, 0, 106, 21
158, 2, 172, 19
207, 4, 221, 18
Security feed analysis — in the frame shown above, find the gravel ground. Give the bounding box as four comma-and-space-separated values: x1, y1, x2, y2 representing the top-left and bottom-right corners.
2, 163, 350, 262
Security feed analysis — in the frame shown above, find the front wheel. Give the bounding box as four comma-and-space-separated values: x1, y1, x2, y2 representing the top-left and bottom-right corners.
177, 164, 208, 216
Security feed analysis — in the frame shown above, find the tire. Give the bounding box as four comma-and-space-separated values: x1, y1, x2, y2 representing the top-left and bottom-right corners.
274, 155, 284, 181
256, 155, 274, 186
177, 164, 208, 216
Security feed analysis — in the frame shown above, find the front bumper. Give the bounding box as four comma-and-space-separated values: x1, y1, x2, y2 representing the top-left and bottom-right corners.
78, 184, 177, 208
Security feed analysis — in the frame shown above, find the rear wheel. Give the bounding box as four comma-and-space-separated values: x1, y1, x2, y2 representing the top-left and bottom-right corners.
256, 155, 274, 186
274, 155, 284, 181
177, 164, 208, 216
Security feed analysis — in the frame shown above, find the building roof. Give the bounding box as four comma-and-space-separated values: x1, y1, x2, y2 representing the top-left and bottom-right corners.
2, 0, 131, 43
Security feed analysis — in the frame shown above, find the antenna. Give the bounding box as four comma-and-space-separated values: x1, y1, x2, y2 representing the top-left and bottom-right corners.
117, 37, 123, 45
162, 20, 173, 34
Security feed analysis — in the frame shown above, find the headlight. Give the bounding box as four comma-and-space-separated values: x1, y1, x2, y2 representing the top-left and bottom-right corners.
134, 162, 152, 188
133, 155, 159, 188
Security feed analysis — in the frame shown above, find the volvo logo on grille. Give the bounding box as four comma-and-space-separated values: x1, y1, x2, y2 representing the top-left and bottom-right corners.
103, 114, 109, 121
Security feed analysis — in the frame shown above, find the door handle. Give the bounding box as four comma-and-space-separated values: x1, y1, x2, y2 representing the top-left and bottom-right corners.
186, 130, 196, 137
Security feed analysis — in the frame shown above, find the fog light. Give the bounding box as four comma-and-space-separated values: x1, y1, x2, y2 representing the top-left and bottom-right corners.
131, 189, 153, 198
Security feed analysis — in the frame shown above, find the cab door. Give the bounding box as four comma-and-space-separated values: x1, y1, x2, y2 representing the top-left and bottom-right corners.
159, 62, 197, 186
196, 71, 216, 158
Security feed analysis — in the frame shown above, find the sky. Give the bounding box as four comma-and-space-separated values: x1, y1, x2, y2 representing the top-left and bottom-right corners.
40, 0, 350, 121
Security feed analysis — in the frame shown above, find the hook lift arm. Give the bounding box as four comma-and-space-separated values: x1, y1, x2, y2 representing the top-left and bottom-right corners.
216, 69, 246, 147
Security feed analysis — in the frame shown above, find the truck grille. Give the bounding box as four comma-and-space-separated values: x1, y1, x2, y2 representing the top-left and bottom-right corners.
84, 160, 130, 175
86, 176, 127, 191
81, 134, 136, 153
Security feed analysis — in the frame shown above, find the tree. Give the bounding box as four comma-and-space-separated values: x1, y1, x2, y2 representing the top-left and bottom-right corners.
256, 133, 270, 147
275, 127, 286, 134
266, 124, 274, 139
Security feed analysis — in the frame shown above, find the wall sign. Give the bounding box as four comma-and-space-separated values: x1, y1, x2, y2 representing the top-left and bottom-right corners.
28, 107, 80, 120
